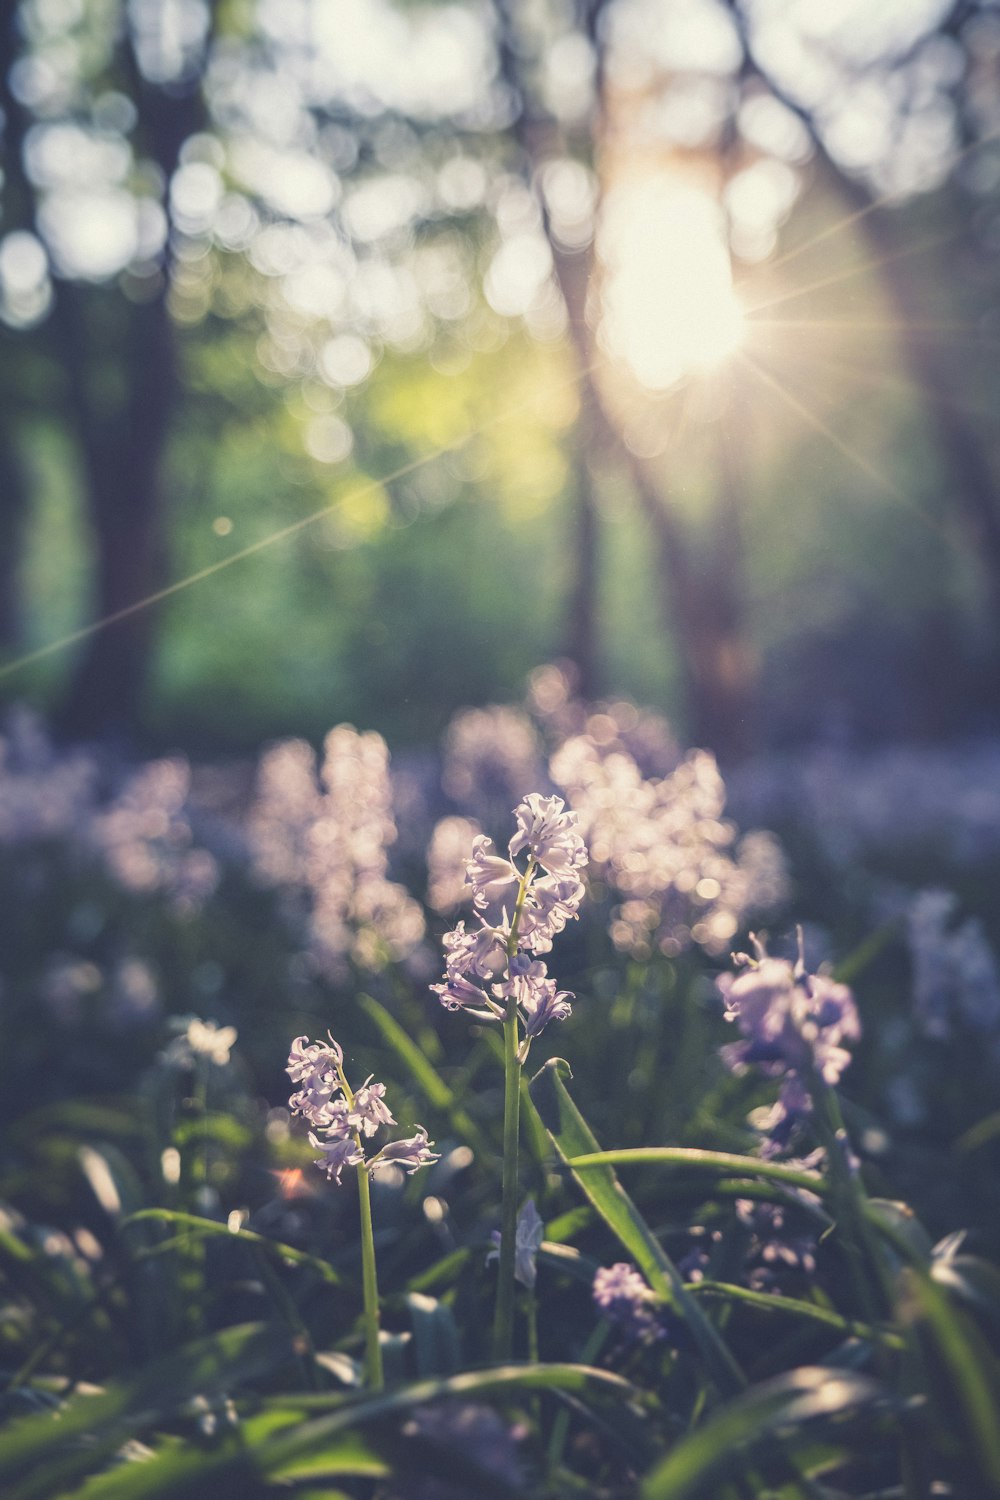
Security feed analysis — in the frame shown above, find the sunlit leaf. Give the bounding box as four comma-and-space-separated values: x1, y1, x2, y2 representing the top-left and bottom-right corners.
641, 1365, 896, 1499
529, 1058, 745, 1396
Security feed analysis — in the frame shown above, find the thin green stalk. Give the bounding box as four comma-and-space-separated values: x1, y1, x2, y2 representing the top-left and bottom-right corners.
493, 1003, 521, 1362
337, 1060, 384, 1391
492, 857, 534, 1363
355, 1161, 383, 1390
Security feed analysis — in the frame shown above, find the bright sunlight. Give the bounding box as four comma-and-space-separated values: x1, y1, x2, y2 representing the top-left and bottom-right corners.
599, 175, 744, 390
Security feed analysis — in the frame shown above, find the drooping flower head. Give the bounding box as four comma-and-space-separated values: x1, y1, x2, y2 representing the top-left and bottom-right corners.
287, 1034, 438, 1186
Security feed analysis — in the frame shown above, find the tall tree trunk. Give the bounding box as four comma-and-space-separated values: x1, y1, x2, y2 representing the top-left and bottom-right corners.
55, 285, 177, 739
854, 192, 1000, 627
54, 31, 207, 739
500, 0, 757, 751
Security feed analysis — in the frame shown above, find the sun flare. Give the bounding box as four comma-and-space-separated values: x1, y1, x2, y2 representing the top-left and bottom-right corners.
599, 176, 744, 390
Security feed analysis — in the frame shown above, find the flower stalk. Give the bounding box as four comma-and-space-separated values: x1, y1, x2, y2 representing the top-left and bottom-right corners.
494, 988, 523, 1361
494, 858, 532, 1361
285, 1033, 438, 1389
430, 796, 587, 1364
355, 1159, 383, 1389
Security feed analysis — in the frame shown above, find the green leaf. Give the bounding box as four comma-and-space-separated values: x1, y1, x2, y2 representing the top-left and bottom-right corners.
901, 1265, 1000, 1489
561, 1147, 828, 1197
75, 1425, 390, 1500
358, 993, 486, 1154
529, 1058, 745, 1396
932, 1254, 1000, 1334
0, 1322, 295, 1498
866, 1199, 934, 1265
689, 1281, 903, 1349
122, 1209, 341, 1284
641, 1365, 894, 1500
405, 1292, 462, 1377
405, 1246, 471, 1295
956, 1110, 1000, 1154
254, 1361, 642, 1476
171, 1114, 253, 1152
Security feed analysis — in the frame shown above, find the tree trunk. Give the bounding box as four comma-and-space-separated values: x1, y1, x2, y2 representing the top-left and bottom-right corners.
55, 286, 177, 740
856, 193, 1000, 627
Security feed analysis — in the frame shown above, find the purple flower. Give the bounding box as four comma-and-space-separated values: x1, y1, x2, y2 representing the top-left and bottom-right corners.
718, 940, 861, 1157
431, 794, 586, 1060
442, 919, 508, 979
719, 956, 859, 1088
402, 1400, 525, 1496
466, 835, 521, 911
250, 726, 424, 982
430, 970, 504, 1019
494, 958, 574, 1057
286, 1033, 343, 1084
517, 874, 585, 952
592, 1263, 665, 1346
509, 793, 587, 879
735, 1199, 818, 1291
350, 1078, 396, 1137
371, 1126, 439, 1175
487, 1198, 545, 1289
287, 1034, 344, 1121
308, 1131, 365, 1184
288, 1035, 437, 1187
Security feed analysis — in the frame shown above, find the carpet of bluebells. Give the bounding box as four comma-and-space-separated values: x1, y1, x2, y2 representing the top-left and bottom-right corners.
1, 664, 1000, 1498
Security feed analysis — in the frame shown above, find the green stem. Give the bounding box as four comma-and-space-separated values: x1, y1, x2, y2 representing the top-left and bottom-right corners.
492, 857, 534, 1363
493, 1003, 522, 1362
337, 1059, 383, 1390
356, 1162, 383, 1390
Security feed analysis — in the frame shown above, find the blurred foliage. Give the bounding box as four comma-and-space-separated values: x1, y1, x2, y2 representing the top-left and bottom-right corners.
0, 0, 997, 751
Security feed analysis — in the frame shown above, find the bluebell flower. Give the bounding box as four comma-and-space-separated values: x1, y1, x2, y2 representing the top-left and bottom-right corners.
592, 1262, 666, 1346
718, 937, 861, 1157
494, 959, 574, 1060
719, 953, 859, 1088
307, 1131, 365, 1185
430, 969, 504, 1019
441, 919, 508, 979
508, 793, 587, 878
488, 1198, 545, 1288
371, 1127, 439, 1175
288, 1035, 437, 1187
466, 835, 521, 911
350, 1078, 397, 1137
431, 795, 586, 1059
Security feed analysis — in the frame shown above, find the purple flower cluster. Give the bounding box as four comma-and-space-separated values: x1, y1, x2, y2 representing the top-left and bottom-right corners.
251, 728, 425, 981
431, 794, 586, 1062
550, 736, 787, 960
287, 1034, 438, 1186
89, 758, 219, 913
592, 1262, 665, 1346
734, 1199, 819, 1291
907, 888, 1000, 1039
718, 938, 860, 1154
